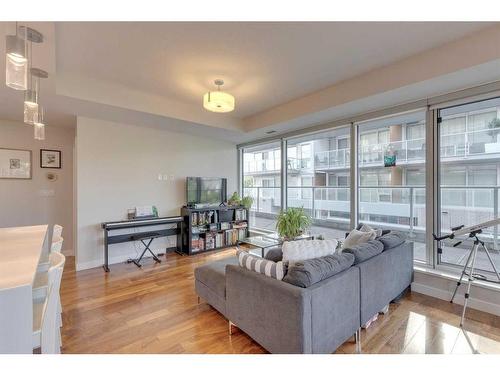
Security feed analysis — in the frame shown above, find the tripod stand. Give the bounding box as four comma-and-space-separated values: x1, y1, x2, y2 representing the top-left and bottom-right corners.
450, 230, 500, 326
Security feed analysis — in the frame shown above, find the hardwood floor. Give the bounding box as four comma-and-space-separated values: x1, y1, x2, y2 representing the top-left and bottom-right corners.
60, 249, 500, 354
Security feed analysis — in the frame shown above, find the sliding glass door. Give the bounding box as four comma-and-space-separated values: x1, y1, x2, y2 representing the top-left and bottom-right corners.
242, 142, 282, 232
356, 110, 427, 262
437, 97, 500, 273
286, 127, 351, 240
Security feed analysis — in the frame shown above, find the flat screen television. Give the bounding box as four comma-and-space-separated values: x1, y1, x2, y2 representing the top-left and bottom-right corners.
186, 177, 227, 206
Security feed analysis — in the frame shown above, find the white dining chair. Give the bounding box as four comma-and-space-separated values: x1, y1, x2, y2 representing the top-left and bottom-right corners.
50, 237, 64, 253
33, 252, 65, 354
33, 238, 65, 326
36, 236, 64, 276
52, 224, 63, 241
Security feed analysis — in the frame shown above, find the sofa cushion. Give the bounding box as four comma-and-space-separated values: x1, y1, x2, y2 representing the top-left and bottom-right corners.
282, 239, 337, 265
283, 253, 355, 288
264, 246, 283, 262
342, 239, 384, 264
378, 232, 406, 250
194, 256, 239, 298
237, 249, 287, 280
343, 228, 377, 249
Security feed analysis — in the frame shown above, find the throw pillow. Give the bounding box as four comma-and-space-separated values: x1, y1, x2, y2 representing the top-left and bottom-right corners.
378, 232, 406, 250
282, 239, 338, 265
237, 249, 287, 280
342, 228, 377, 249
342, 239, 384, 264
283, 252, 355, 288
359, 223, 383, 238
264, 247, 283, 262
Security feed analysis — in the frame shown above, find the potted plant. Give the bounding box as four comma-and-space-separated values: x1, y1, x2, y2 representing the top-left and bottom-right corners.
241, 196, 254, 210
488, 118, 500, 142
227, 192, 241, 206
276, 207, 312, 240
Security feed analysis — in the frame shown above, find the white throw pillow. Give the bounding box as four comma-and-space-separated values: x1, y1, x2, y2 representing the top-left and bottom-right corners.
342, 229, 377, 249
282, 239, 338, 264
359, 223, 382, 238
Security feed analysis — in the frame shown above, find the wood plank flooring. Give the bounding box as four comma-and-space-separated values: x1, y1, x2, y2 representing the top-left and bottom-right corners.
60, 249, 500, 354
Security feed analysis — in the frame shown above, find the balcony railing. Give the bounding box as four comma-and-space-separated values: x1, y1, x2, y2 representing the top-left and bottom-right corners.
243, 185, 500, 248
312, 129, 500, 170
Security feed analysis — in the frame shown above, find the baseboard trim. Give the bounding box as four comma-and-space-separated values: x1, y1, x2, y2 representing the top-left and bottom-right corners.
411, 281, 500, 316
76, 251, 168, 271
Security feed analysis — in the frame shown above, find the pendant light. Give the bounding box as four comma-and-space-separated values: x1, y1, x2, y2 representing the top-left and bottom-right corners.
24, 68, 48, 125
203, 79, 235, 113
5, 23, 28, 90
34, 106, 45, 140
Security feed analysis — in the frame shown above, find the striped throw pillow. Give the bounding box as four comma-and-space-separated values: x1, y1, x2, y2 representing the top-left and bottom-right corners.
237, 249, 286, 280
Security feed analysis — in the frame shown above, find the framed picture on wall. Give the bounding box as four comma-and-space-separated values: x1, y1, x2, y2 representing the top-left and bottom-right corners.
40, 149, 62, 169
0, 148, 32, 179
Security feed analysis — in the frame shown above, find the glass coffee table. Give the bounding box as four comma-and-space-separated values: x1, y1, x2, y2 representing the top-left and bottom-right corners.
238, 233, 314, 257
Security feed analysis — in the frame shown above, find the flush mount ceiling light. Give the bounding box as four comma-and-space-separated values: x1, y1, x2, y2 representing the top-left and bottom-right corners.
203, 79, 235, 113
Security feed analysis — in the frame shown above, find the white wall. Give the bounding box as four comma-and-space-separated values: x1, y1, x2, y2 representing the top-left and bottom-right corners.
75, 117, 237, 270
0, 119, 75, 254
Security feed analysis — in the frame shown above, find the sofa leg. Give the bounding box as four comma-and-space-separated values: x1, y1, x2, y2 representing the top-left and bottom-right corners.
228, 321, 236, 335
197, 296, 200, 304
355, 328, 361, 354
379, 304, 389, 315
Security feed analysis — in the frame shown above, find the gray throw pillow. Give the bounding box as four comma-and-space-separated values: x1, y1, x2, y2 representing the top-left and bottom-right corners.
342, 239, 383, 264
264, 247, 283, 262
378, 232, 406, 250
283, 253, 355, 288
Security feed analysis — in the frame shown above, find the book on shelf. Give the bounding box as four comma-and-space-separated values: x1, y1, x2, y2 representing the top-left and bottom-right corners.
235, 208, 247, 221
191, 234, 204, 253
220, 222, 230, 230
238, 228, 247, 241
205, 233, 216, 250
191, 210, 217, 226
232, 222, 248, 229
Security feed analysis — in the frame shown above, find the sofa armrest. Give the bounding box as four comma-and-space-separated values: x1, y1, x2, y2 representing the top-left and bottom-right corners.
225, 265, 312, 354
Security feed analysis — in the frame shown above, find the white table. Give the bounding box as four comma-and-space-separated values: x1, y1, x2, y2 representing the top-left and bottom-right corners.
0, 225, 49, 353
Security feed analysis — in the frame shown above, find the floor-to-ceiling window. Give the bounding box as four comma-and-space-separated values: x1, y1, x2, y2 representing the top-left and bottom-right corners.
356, 110, 427, 262
438, 97, 500, 273
286, 127, 351, 239
242, 142, 282, 232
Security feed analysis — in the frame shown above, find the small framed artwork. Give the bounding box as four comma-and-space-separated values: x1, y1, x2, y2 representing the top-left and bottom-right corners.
0, 148, 32, 179
40, 149, 62, 169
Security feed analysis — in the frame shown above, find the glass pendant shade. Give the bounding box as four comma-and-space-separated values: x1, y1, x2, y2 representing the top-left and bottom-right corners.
34, 107, 45, 140
34, 122, 45, 140
24, 88, 39, 124
5, 34, 27, 90
203, 91, 235, 113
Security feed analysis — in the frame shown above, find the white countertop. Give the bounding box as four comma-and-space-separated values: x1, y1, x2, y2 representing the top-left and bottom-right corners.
0, 225, 48, 290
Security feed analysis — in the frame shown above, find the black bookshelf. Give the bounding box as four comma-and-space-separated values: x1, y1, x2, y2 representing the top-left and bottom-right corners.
180, 205, 249, 255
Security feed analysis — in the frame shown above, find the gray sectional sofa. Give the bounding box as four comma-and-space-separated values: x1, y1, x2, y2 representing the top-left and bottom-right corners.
194, 235, 413, 354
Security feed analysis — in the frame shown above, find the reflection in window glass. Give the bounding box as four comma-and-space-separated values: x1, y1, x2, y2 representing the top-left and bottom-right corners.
242, 142, 282, 232
357, 110, 427, 262
287, 127, 351, 240
438, 97, 500, 274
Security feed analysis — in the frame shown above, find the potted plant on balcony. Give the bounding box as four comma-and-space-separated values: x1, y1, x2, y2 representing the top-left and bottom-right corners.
276, 207, 312, 241
488, 118, 500, 142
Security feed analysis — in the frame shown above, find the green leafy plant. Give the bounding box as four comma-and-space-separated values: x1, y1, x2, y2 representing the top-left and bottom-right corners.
276, 207, 312, 240
241, 196, 254, 209
488, 118, 500, 141
227, 192, 241, 206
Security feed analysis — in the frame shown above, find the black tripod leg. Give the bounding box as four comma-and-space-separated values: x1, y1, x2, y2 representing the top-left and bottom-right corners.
451, 245, 474, 303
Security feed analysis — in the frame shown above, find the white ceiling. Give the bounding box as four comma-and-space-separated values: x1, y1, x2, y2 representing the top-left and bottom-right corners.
56, 22, 492, 118
0, 22, 498, 143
